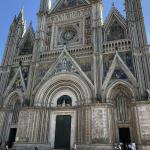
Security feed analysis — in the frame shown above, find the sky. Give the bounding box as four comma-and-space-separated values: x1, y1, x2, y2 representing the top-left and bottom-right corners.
0, 0, 150, 63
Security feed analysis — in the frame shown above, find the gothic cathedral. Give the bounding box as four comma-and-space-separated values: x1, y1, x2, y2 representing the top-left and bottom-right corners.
0, 0, 150, 149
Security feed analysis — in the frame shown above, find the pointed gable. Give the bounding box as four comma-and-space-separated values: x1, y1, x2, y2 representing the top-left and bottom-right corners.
51, 0, 90, 13
102, 52, 137, 90
5, 67, 27, 96
104, 4, 127, 41
33, 46, 94, 93
18, 23, 35, 55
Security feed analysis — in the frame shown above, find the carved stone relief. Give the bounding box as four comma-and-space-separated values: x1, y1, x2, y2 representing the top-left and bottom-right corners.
46, 26, 52, 49
92, 107, 109, 144
52, 57, 76, 75
137, 105, 150, 144
55, 22, 81, 48
21, 66, 29, 86
53, 0, 88, 12
16, 111, 29, 142
48, 9, 90, 23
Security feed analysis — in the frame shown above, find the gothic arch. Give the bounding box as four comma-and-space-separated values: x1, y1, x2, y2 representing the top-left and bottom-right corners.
105, 80, 136, 102
4, 90, 23, 108
34, 73, 93, 107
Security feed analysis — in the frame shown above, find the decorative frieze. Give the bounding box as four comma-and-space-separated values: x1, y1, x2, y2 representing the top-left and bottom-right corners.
48, 8, 90, 23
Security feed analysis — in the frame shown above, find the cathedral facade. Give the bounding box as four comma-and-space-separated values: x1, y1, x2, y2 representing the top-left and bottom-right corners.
0, 0, 150, 149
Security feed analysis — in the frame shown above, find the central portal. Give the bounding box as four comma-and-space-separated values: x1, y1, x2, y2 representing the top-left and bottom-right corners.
54, 115, 71, 149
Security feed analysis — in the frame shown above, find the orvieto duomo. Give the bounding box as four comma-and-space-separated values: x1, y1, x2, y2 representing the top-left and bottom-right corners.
0, 0, 150, 149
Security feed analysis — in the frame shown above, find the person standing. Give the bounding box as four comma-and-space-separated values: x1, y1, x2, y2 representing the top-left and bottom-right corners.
73, 143, 76, 150
5, 144, 8, 150
35, 146, 38, 150
131, 143, 136, 150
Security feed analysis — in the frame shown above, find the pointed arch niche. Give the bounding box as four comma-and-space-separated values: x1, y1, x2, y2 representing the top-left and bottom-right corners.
106, 81, 137, 144
4, 91, 23, 148
106, 19, 126, 41
104, 5, 127, 42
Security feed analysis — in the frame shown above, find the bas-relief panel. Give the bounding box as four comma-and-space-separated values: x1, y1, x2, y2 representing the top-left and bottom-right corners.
92, 107, 109, 144
34, 63, 52, 87
137, 105, 150, 144
16, 111, 30, 142
48, 8, 90, 23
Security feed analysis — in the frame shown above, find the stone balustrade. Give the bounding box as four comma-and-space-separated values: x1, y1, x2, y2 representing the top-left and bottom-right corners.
39, 45, 93, 61
103, 39, 131, 53
13, 55, 32, 63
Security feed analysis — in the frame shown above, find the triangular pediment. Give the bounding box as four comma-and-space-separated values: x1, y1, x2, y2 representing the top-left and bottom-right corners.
51, 0, 90, 13
5, 67, 27, 96
33, 46, 94, 93
104, 5, 126, 32
102, 52, 137, 90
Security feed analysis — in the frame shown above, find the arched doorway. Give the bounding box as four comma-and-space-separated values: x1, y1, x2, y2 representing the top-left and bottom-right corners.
54, 95, 72, 149
5, 93, 22, 148
114, 90, 131, 144
34, 73, 93, 149
106, 82, 136, 145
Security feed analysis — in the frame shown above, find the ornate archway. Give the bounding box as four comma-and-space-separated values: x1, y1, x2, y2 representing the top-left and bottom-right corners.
4, 91, 23, 148
106, 81, 137, 144
34, 73, 93, 149
34, 73, 93, 107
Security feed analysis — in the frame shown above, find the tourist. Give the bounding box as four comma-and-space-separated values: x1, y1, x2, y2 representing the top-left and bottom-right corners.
73, 143, 76, 150
131, 143, 136, 150
114, 143, 120, 150
5, 144, 8, 150
127, 144, 132, 150
35, 146, 38, 150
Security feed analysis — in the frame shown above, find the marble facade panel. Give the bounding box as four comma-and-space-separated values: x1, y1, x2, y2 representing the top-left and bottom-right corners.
91, 106, 111, 144
137, 104, 150, 144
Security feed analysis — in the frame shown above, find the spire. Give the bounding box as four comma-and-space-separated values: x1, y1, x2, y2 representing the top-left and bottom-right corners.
16, 8, 26, 35
18, 8, 24, 21
29, 21, 33, 29
112, 2, 115, 7
125, 0, 147, 46
99, 0, 103, 25
28, 21, 34, 33
39, 0, 51, 13
10, 15, 17, 28
17, 8, 25, 26
125, 0, 150, 96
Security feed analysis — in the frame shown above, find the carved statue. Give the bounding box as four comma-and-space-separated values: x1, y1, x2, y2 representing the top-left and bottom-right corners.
144, 89, 150, 101
96, 94, 102, 103
22, 99, 30, 107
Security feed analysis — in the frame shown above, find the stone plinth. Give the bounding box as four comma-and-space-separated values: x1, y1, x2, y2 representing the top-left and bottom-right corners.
13, 143, 51, 150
